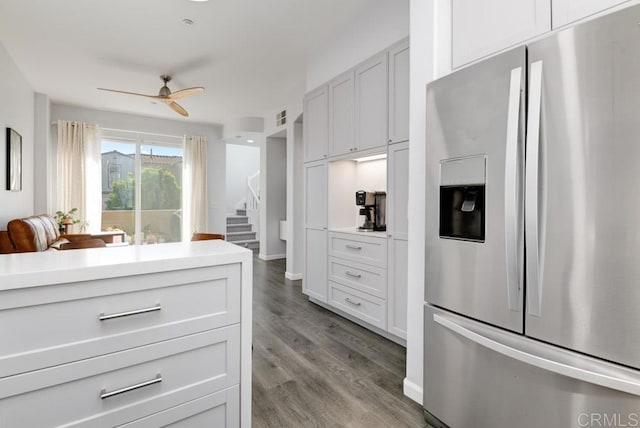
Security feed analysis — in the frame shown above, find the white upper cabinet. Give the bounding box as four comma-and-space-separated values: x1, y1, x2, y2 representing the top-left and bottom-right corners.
452, 0, 551, 68
303, 85, 329, 162
328, 70, 355, 157
388, 39, 410, 144
355, 51, 389, 151
552, 0, 631, 28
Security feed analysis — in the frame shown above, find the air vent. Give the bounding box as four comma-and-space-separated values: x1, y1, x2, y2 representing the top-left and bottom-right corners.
276, 110, 286, 127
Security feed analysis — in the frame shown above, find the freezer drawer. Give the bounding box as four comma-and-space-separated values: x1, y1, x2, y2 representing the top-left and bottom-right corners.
423, 304, 640, 428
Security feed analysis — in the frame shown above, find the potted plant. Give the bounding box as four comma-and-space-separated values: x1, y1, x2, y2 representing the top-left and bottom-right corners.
54, 208, 81, 234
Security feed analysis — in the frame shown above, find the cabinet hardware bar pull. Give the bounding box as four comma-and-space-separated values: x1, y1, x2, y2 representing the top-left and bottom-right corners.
100, 374, 162, 399
345, 298, 361, 307
345, 245, 362, 250
345, 271, 362, 278
99, 303, 161, 321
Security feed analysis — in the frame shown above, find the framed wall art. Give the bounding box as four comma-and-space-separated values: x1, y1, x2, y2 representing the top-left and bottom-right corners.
6, 127, 22, 191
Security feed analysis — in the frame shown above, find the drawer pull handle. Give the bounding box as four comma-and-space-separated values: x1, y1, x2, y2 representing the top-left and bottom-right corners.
345, 245, 362, 250
345, 271, 362, 279
345, 298, 362, 307
99, 303, 161, 321
100, 373, 162, 400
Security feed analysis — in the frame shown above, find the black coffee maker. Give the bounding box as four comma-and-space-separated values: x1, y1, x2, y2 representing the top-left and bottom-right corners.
355, 190, 386, 232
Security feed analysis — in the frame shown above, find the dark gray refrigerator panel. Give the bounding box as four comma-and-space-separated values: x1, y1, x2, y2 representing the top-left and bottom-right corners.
425, 46, 526, 333
525, 5, 640, 370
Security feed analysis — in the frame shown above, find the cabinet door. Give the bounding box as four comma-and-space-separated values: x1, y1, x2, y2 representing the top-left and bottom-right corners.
387, 239, 407, 339
387, 142, 409, 339
355, 52, 389, 152
328, 70, 355, 157
387, 142, 409, 240
388, 39, 410, 144
452, 0, 550, 68
303, 160, 327, 229
552, 0, 631, 28
304, 228, 328, 302
303, 85, 328, 162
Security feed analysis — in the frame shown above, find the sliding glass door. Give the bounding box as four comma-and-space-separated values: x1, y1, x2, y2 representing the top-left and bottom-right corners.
101, 134, 183, 245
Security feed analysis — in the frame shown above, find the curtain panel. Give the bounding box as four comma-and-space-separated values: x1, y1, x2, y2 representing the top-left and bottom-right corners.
183, 135, 208, 240
56, 120, 101, 233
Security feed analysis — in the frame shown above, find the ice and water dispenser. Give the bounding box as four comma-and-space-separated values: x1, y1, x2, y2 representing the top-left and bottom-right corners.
439, 156, 486, 242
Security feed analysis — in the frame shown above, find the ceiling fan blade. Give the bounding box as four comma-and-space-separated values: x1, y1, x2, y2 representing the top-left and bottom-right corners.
98, 87, 165, 99
166, 101, 189, 117
168, 87, 204, 100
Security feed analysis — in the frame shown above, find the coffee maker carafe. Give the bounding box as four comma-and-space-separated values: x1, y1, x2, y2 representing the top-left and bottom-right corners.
355, 190, 386, 232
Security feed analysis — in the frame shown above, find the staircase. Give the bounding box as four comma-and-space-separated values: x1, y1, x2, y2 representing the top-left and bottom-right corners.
226, 209, 259, 250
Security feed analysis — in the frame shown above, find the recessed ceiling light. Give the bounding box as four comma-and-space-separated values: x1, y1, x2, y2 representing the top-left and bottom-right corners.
182, 18, 194, 25
247, 139, 254, 143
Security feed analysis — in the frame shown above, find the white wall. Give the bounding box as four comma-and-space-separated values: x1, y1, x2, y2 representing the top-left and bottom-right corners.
260, 136, 287, 260
225, 144, 260, 214
261, 91, 305, 278
404, 0, 450, 405
50, 104, 226, 234
33, 93, 51, 215
0, 42, 35, 226
288, 119, 304, 279
306, 0, 410, 91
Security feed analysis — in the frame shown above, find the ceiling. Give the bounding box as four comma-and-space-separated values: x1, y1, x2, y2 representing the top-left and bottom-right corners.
0, 0, 374, 126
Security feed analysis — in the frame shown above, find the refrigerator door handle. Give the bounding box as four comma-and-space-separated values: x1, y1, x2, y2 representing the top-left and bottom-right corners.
525, 60, 543, 316
434, 313, 640, 397
505, 66, 523, 311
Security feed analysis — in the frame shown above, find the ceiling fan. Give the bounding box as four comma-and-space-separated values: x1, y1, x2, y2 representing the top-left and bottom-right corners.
98, 75, 204, 117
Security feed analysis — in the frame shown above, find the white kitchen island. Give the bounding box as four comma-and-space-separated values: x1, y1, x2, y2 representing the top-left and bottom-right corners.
0, 240, 252, 428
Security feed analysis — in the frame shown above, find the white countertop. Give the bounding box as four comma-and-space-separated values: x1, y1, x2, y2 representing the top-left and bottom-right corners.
329, 227, 388, 238
0, 240, 252, 290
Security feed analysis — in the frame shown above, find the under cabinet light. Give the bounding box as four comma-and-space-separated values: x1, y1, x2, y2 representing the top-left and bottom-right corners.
354, 154, 387, 163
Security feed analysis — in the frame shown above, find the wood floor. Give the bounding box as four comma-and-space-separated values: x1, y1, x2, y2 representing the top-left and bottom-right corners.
251, 255, 426, 428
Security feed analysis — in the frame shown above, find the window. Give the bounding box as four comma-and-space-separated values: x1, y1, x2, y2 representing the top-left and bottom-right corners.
101, 133, 183, 245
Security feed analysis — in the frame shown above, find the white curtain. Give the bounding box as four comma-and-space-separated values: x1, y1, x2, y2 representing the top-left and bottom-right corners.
56, 120, 102, 233
183, 135, 208, 240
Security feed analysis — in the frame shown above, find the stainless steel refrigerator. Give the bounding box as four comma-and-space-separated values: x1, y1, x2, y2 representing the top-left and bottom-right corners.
424, 5, 640, 428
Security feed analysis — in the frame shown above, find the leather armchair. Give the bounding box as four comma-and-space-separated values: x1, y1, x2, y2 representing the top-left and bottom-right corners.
0, 214, 104, 254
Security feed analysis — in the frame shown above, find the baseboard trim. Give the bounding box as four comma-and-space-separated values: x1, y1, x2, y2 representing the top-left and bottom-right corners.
403, 378, 423, 405
285, 272, 303, 280
258, 253, 286, 261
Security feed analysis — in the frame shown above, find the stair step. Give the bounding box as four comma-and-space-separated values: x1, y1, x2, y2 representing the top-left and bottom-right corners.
230, 239, 259, 250
235, 209, 247, 216
226, 215, 249, 225
226, 231, 257, 241
226, 223, 252, 233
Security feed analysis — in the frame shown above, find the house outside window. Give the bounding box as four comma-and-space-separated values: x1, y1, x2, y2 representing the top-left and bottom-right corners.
101, 133, 184, 245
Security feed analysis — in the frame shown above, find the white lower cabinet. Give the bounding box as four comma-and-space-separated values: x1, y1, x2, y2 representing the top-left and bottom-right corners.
328, 281, 387, 330
324, 232, 390, 334
0, 258, 246, 428
303, 228, 328, 302
387, 239, 408, 339
120, 386, 240, 428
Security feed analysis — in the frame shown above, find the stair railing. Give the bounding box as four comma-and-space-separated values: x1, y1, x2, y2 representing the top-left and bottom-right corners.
246, 171, 260, 240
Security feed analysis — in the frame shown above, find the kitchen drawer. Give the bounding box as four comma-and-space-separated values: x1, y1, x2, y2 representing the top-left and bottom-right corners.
0, 326, 240, 428
328, 281, 386, 329
0, 264, 240, 378
328, 232, 387, 267
119, 385, 239, 428
328, 257, 387, 299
